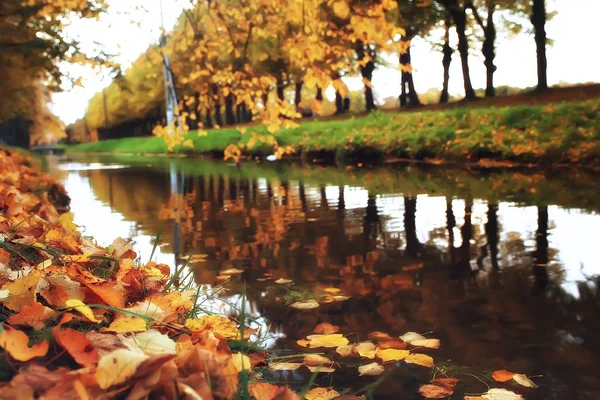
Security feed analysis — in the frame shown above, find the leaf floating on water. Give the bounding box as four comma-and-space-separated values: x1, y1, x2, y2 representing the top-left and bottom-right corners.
305, 387, 340, 400
216, 274, 231, 280
405, 353, 434, 368
323, 287, 341, 294
368, 331, 393, 341
330, 295, 350, 302
477, 388, 524, 400
275, 278, 293, 284
249, 383, 300, 400
358, 362, 385, 376
256, 278, 271, 282
313, 323, 340, 334
376, 348, 409, 363
303, 354, 332, 366
378, 339, 407, 350
355, 341, 377, 359
513, 373, 539, 389
297, 339, 310, 347
290, 300, 320, 310
430, 378, 459, 390
306, 365, 336, 373
269, 362, 303, 371
411, 339, 441, 349
419, 384, 454, 399
306, 334, 349, 348
220, 268, 244, 275
492, 370, 515, 382
336, 344, 354, 357
399, 332, 426, 343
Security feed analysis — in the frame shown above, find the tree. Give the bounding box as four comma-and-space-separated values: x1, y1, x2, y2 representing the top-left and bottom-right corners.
435, 0, 477, 100
531, 0, 548, 91
468, 0, 498, 97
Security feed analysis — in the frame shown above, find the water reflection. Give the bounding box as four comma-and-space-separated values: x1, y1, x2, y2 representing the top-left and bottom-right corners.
49, 156, 600, 399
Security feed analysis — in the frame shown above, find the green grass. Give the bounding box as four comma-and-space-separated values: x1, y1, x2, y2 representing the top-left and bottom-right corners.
68, 98, 600, 166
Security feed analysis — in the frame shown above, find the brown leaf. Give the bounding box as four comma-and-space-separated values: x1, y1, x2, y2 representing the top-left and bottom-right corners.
431, 378, 459, 390
313, 323, 340, 334
9, 365, 69, 395
368, 331, 394, 341
378, 339, 407, 350
419, 384, 454, 399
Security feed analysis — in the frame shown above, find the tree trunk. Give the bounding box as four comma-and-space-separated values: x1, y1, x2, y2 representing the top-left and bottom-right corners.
531, 0, 548, 91
399, 39, 421, 108
446, 198, 456, 264
483, 0, 497, 97
294, 81, 303, 110
440, 14, 453, 104
335, 91, 345, 114
533, 206, 549, 289
355, 41, 377, 111
204, 106, 213, 129
316, 86, 323, 101
486, 203, 499, 269
458, 199, 473, 274
449, 7, 476, 100
212, 85, 223, 126
277, 82, 285, 102
404, 197, 420, 257
224, 92, 236, 125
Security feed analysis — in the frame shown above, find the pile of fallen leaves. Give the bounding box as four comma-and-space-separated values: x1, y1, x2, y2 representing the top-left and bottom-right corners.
0, 148, 245, 398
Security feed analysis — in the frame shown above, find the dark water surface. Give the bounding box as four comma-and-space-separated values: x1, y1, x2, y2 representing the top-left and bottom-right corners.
49, 156, 600, 399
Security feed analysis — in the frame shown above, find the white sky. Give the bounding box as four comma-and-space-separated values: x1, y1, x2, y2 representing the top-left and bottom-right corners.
51, 0, 599, 124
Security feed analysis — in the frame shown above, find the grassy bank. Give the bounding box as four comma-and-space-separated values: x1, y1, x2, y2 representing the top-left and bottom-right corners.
68, 97, 600, 166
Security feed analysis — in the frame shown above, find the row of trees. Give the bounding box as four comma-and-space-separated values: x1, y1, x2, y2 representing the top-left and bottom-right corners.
0, 0, 108, 144
81, 0, 552, 137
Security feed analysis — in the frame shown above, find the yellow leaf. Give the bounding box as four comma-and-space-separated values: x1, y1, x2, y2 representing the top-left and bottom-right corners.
185, 315, 240, 340
95, 349, 149, 389
303, 354, 332, 366
377, 348, 409, 363
101, 316, 147, 333
358, 362, 385, 376
332, 1, 350, 19
0, 270, 42, 311
305, 388, 340, 400
65, 299, 102, 323
411, 339, 440, 349
405, 353, 434, 368
290, 300, 320, 309
232, 353, 252, 372
336, 344, 354, 357
305, 334, 349, 348
59, 212, 78, 235
355, 341, 377, 359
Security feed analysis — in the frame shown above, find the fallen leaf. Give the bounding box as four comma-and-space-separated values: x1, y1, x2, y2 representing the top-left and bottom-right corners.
305, 387, 340, 400
297, 339, 310, 347
378, 340, 407, 350
125, 330, 176, 355
419, 384, 454, 399
303, 354, 332, 366
323, 287, 340, 294
405, 353, 434, 368
492, 370, 515, 382
290, 300, 320, 309
52, 325, 97, 367
270, 362, 302, 371
513, 373, 538, 389
101, 316, 147, 333
65, 299, 102, 323
336, 344, 354, 357
220, 268, 244, 275
306, 334, 349, 348
411, 339, 441, 349
431, 378, 459, 390
358, 362, 385, 376
306, 365, 336, 373
368, 331, 393, 341
0, 270, 42, 311
0, 325, 49, 361
7, 302, 57, 329
355, 341, 377, 359
399, 332, 426, 343
481, 388, 524, 400
232, 353, 252, 372
376, 348, 410, 363
249, 383, 299, 400
185, 315, 240, 340
95, 348, 149, 389
84, 282, 125, 308
275, 278, 293, 284
313, 323, 340, 334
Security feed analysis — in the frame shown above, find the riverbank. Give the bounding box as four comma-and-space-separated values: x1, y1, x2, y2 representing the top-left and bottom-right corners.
68, 97, 600, 167
0, 148, 253, 397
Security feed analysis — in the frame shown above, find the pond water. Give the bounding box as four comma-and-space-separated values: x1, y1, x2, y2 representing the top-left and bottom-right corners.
49, 155, 600, 400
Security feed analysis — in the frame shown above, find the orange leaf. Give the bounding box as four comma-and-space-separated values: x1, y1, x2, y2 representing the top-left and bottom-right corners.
313, 323, 340, 334
84, 282, 125, 308
431, 378, 459, 390
249, 383, 299, 400
0, 325, 49, 361
419, 384, 453, 399
7, 302, 57, 329
52, 325, 98, 367
492, 369, 515, 382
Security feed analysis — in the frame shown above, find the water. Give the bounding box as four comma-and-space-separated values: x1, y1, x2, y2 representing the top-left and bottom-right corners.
49, 155, 600, 399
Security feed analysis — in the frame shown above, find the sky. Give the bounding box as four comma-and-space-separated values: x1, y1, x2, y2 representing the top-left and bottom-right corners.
51, 0, 599, 124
